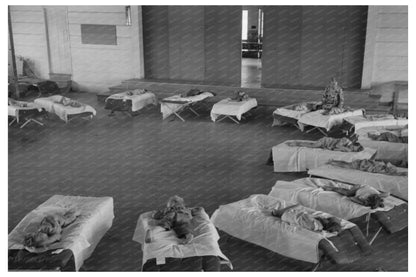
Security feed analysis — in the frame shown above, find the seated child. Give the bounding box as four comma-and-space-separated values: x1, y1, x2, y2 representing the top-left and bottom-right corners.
271, 204, 342, 233
320, 77, 345, 115
328, 159, 407, 176
24, 209, 80, 249
232, 91, 249, 102
286, 137, 363, 152
148, 196, 199, 244
323, 184, 389, 209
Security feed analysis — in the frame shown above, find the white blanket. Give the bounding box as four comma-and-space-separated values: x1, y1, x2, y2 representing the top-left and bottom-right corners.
8, 101, 43, 123
298, 109, 364, 131
308, 165, 408, 201
211, 194, 354, 264
210, 98, 258, 121
269, 178, 405, 220
34, 95, 96, 122
160, 92, 214, 120
356, 126, 408, 163
132, 207, 231, 269
343, 115, 407, 132
106, 91, 157, 112
272, 101, 321, 127
271, 140, 376, 172
8, 195, 114, 271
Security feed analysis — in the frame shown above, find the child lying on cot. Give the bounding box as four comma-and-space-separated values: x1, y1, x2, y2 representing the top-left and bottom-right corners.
322, 184, 389, 209
24, 209, 80, 249
271, 204, 342, 233
147, 196, 202, 244
285, 137, 363, 152
328, 159, 407, 176
367, 131, 408, 143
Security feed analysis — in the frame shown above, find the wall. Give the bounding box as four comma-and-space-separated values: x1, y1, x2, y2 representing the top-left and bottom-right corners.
142, 6, 241, 86
361, 6, 408, 88
10, 5, 145, 93
262, 6, 368, 89
9, 6, 50, 78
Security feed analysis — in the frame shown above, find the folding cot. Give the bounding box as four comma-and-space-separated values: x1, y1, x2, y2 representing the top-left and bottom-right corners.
270, 139, 376, 172
160, 92, 215, 121
269, 178, 408, 242
211, 194, 371, 267
132, 207, 231, 271
308, 165, 408, 201
8, 99, 45, 128
272, 101, 321, 128
8, 195, 114, 271
210, 97, 258, 124
105, 89, 157, 116
34, 95, 96, 123
297, 109, 364, 135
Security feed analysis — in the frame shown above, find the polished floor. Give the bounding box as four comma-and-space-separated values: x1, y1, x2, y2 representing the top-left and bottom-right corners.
8, 90, 407, 271
241, 58, 262, 88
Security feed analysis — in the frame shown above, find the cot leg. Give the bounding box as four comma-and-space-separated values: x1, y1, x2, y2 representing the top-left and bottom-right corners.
188, 107, 200, 117
215, 115, 227, 123
9, 118, 17, 126
312, 262, 321, 272
227, 116, 240, 124
173, 112, 186, 122
305, 126, 317, 133
365, 213, 371, 237
316, 128, 328, 136
369, 227, 383, 245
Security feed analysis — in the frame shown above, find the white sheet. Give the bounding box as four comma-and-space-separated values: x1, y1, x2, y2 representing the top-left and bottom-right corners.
8, 195, 114, 271
210, 98, 258, 121
298, 109, 364, 131
272, 140, 376, 172
106, 91, 157, 112
356, 126, 408, 162
308, 165, 408, 201
268, 178, 406, 221
211, 194, 354, 264
272, 101, 321, 126
160, 92, 214, 120
8, 101, 43, 123
132, 208, 231, 269
343, 115, 407, 132
34, 95, 97, 122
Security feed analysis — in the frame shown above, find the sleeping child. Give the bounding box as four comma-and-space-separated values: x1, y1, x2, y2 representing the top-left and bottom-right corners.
285, 137, 364, 152
328, 159, 407, 176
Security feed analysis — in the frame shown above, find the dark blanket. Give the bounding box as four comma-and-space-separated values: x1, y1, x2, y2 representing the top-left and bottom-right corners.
142, 255, 221, 271
8, 249, 75, 271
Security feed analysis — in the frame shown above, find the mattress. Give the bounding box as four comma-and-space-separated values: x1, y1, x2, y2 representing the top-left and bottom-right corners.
271, 140, 376, 172
211, 194, 370, 264
356, 126, 408, 163
105, 91, 157, 113
210, 98, 258, 122
343, 115, 407, 132
160, 92, 214, 120
132, 207, 231, 270
308, 165, 408, 201
268, 178, 407, 233
34, 95, 96, 122
8, 195, 114, 271
8, 101, 43, 123
297, 109, 364, 132
272, 101, 321, 127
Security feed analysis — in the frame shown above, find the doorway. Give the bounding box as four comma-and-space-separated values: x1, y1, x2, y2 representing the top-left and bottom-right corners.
241, 7, 263, 88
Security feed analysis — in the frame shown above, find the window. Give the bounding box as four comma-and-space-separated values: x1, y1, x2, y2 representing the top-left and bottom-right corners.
81, 24, 117, 45
242, 10, 248, 41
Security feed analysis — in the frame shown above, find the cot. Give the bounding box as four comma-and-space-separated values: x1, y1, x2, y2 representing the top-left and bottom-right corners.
211, 194, 371, 266
269, 178, 408, 238
132, 207, 231, 271
8, 195, 114, 271
160, 92, 214, 121
34, 95, 96, 123
297, 109, 364, 135
270, 140, 376, 172
210, 98, 258, 124
8, 99, 44, 128
308, 165, 408, 201
105, 90, 157, 115
272, 101, 321, 128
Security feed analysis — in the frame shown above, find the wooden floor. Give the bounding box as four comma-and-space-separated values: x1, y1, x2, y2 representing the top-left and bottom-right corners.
8, 90, 407, 271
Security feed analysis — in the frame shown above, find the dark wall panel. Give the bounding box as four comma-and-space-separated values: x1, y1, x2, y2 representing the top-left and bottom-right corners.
262, 6, 367, 89
142, 6, 241, 86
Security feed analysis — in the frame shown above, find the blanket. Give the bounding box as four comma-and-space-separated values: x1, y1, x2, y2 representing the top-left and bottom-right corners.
272, 101, 322, 127
8, 195, 114, 271
106, 91, 157, 112
210, 98, 258, 121
298, 109, 364, 132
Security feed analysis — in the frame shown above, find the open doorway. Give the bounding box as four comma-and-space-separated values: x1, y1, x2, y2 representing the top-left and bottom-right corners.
241, 7, 263, 88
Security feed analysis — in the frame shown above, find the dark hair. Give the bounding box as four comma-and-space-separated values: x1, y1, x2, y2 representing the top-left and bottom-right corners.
365, 194, 384, 209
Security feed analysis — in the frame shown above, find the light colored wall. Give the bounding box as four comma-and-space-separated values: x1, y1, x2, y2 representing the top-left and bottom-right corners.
9, 6, 50, 78
10, 5, 145, 93
361, 6, 408, 88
